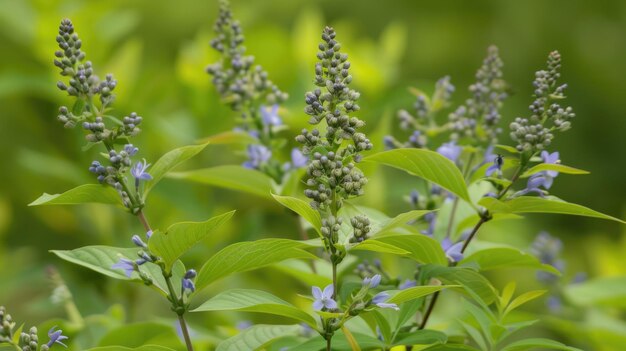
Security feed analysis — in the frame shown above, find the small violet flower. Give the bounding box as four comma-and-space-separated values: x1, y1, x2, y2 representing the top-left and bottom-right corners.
243, 144, 271, 169
399, 279, 417, 290
124, 144, 139, 157
111, 258, 135, 278
541, 151, 560, 178
371, 292, 399, 310
485, 154, 504, 177
131, 234, 147, 248
182, 269, 197, 293
363, 274, 381, 288
46, 326, 69, 348
291, 148, 308, 168
518, 173, 552, 197
437, 141, 462, 162
260, 104, 282, 126
131, 159, 152, 182
441, 237, 464, 263
312, 284, 337, 311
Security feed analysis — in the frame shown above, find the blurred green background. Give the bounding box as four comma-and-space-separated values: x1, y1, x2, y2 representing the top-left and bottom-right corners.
0, 0, 625, 349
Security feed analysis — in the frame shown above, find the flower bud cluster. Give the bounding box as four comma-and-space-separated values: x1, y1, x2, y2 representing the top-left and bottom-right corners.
0, 306, 14, 342
448, 45, 507, 143
206, 0, 287, 114
19, 326, 39, 351
510, 51, 574, 152
349, 215, 371, 243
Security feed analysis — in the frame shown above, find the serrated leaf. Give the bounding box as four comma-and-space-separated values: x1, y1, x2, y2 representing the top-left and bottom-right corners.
217, 324, 301, 351
144, 142, 209, 196
148, 211, 235, 271
460, 247, 561, 275
364, 148, 470, 202
191, 289, 317, 328
195, 239, 316, 292
51, 246, 185, 295
502, 338, 583, 351
479, 196, 625, 223
375, 234, 448, 266
521, 164, 589, 178
168, 165, 274, 200
393, 329, 447, 346
271, 194, 321, 233
350, 239, 409, 255
563, 276, 626, 308
29, 184, 121, 207
388, 285, 453, 304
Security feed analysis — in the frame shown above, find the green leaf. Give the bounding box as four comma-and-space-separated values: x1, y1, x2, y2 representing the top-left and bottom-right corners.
421, 265, 497, 304
374, 210, 431, 235
364, 149, 470, 202
458, 319, 489, 351
197, 130, 258, 145
272, 194, 322, 233
521, 163, 589, 178
341, 325, 362, 351
144, 142, 209, 196
96, 322, 184, 349
350, 239, 409, 255
393, 330, 447, 346
290, 332, 384, 351
51, 246, 185, 295
216, 324, 301, 351
563, 276, 626, 308
148, 211, 235, 271
479, 196, 625, 223
503, 290, 546, 317
375, 234, 448, 266
195, 239, 316, 292
424, 345, 481, 351
502, 338, 583, 351
191, 289, 317, 328
168, 165, 274, 200
29, 184, 121, 207
460, 247, 561, 275
388, 285, 453, 304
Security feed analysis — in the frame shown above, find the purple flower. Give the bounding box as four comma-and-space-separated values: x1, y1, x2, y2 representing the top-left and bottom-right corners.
132, 234, 147, 248
291, 148, 308, 168
421, 212, 436, 236
131, 160, 152, 182
399, 279, 417, 290
182, 269, 197, 293
518, 173, 551, 197
236, 321, 253, 330
409, 189, 420, 207
547, 295, 562, 312
371, 292, 399, 310
441, 237, 464, 263
383, 136, 396, 150
541, 151, 560, 178
112, 258, 135, 277
260, 104, 282, 126
363, 274, 381, 288
312, 284, 337, 311
242, 144, 271, 169
46, 326, 69, 348
146, 230, 153, 239
124, 144, 139, 156
485, 154, 503, 177
437, 141, 462, 162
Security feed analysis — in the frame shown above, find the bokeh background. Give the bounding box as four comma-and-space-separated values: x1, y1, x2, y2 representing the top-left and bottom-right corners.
0, 0, 625, 350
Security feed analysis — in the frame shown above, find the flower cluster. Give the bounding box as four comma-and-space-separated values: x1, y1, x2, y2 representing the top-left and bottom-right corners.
0, 307, 69, 350
510, 51, 575, 152
112, 230, 155, 280
448, 46, 507, 144
311, 275, 399, 314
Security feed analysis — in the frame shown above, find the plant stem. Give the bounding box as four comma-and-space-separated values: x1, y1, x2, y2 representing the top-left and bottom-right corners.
461, 216, 488, 253
326, 337, 332, 351
332, 262, 338, 300
136, 210, 195, 351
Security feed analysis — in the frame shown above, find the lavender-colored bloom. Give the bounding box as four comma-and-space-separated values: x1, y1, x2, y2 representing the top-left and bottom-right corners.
383, 136, 396, 150
547, 295, 562, 312
131, 160, 152, 181
184, 269, 197, 279
124, 144, 139, 156
146, 230, 153, 239
441, 237, 464, 263
409, 189, 420, 207
399, 279, 417, 290
572, 272, 587, 284
236, 321, 253, 330
485, 154, 503, 177
363, 274, 381, 288
518, 173, 552, 197
371, 292, 399, 310
291, 148, 308, 168
483, 192, 498, 198
437, 141, 462, 162
541, 151, 560, 178
182, 269, 197, 292
260, 104, 282, 126
242, 144, 271, 169
132, 234, 147, 248
112, 258, 135, 277
421, 212, 436, 236
46, 326, 69, 348
312, 284, 337, 311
